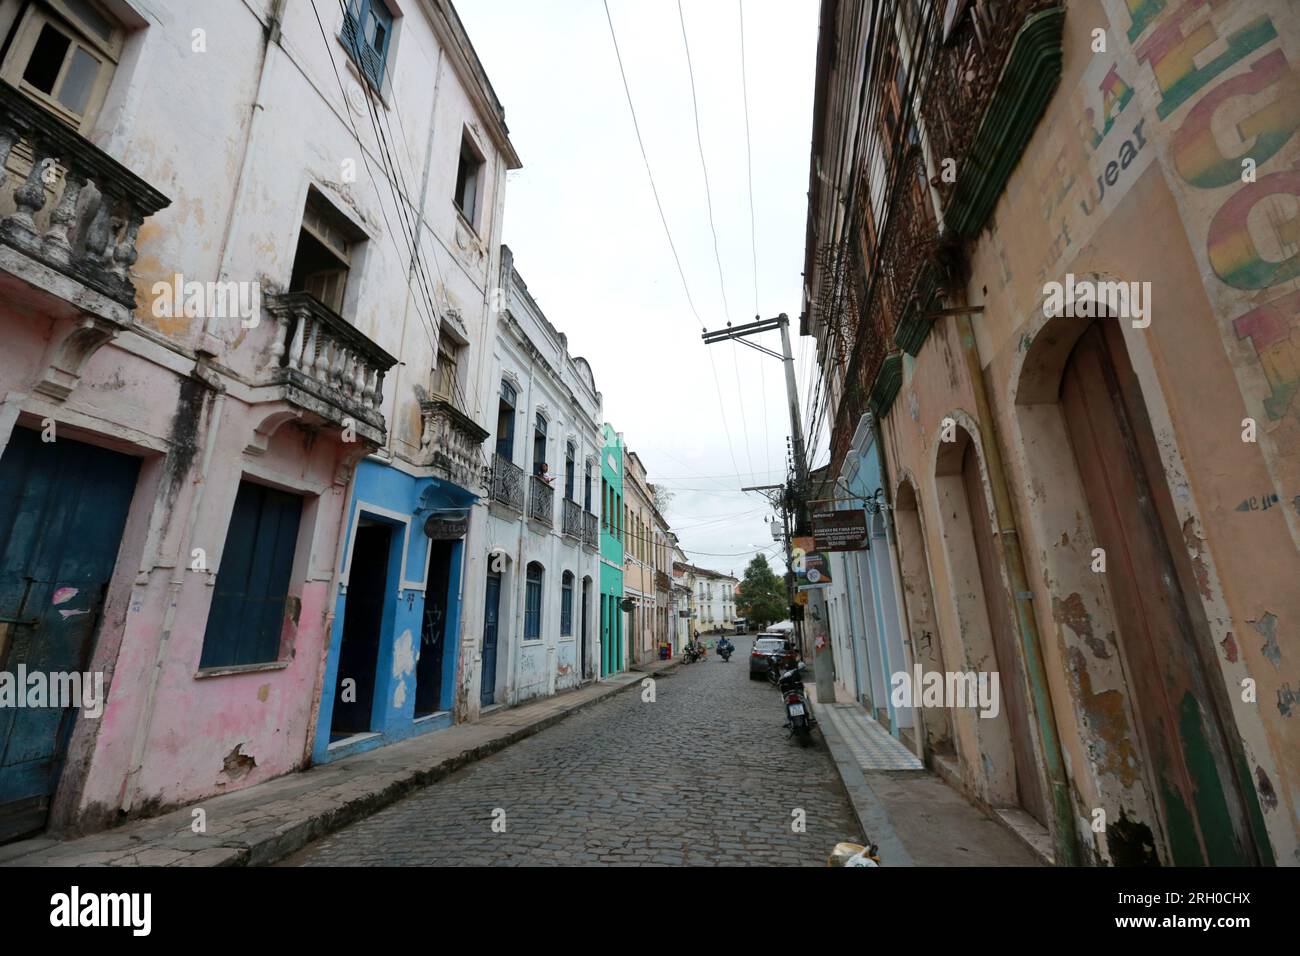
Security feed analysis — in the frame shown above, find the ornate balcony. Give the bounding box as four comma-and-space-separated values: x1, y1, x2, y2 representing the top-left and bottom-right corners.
561, 497, 583, 539
881, 147, 944, 357
490, 454, 525, 512
581, 510, 598, 550
0, 81, 170, 313
528, 475, 554, 528
420, 397, 489, 491
829, 148, 938, 475
922, 0, 1064, 238
262, 292, 397, 445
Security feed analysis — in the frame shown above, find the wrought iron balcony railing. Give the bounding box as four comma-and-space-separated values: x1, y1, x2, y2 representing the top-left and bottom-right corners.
0, 80, 170, 309
829, 147, 937, 475
581, 510, 598, 550
561, 497, 583, 539
263, 292, 397, 444
922, 0, 1063, 236
529, 474, 554, 528
490, 454, 525, 512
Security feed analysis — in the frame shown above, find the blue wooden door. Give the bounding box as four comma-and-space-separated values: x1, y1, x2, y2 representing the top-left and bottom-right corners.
480, 570, 500, 706
0, 427, 139, 842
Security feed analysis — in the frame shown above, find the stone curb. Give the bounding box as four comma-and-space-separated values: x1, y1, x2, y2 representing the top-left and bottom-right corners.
814, 705, 915, 867
2, 662, 681, 868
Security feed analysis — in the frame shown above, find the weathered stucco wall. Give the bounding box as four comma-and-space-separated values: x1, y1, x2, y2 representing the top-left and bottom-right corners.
881, 0, 1299, 863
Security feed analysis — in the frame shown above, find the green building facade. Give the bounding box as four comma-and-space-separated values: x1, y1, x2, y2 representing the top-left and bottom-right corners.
599, 424, 625, 676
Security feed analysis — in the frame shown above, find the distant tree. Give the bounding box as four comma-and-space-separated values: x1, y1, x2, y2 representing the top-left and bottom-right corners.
737, 554, 786, 628
652, 483, 674, 516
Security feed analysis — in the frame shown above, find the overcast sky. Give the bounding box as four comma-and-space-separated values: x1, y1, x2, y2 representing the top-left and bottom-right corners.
456, 0, 821, 577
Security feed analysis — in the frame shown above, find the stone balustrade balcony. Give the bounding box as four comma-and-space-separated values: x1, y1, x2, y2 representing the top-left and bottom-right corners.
0, 80, 170, 313
262, 292, 397, 446
420, 397, 489, 492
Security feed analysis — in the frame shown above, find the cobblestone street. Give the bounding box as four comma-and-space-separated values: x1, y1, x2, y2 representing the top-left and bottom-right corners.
283, 639, 862, 866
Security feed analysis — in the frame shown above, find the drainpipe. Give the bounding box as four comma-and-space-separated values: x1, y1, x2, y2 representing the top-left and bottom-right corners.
953, 311, 1079, 866
215, 0, 287, 298
122, 374, 225, 813
870, 411, 928, 763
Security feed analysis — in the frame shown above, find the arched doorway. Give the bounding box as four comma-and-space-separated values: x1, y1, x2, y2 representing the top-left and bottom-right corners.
894, 478, 953, 755
935, 422, 1048, 824
1056, 320, 1258, 864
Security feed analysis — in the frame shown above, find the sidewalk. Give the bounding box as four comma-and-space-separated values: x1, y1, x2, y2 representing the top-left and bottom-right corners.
0, 660, 677, 867
811, 688, 1043, 867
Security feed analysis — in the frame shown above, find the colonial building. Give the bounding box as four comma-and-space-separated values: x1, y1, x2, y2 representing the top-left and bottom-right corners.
0, 0, 515, 837
804, 0, 1298, 865
599, 424, 625, 676
678, 564, 738, 634
668, 535, 691, 654
651, 517, 672, 657
621, 447, 656, 665
312, 1, 520, 764
463, 246, 602, 715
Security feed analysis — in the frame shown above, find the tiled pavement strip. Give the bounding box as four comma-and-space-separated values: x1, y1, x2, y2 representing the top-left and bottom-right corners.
809, 684, 1042, 867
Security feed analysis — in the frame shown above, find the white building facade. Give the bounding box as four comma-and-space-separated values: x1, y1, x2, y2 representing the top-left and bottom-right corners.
461, 246, 602, 715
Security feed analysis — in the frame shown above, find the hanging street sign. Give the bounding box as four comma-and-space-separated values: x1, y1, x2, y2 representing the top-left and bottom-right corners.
811, 508, 869, 552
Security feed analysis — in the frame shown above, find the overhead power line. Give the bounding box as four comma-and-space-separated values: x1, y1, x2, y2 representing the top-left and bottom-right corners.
676, 0, 758, 487
737, 0, 772, 479
601, 0, 747, 489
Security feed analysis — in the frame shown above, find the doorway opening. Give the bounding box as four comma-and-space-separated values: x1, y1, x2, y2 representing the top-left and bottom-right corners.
1057, 320, 1259, 864
935, 424, 1048, 825
481, 567, 502, 706
0, 426, 139, 843
331, 521, 392, 738
415, 540, 454, 717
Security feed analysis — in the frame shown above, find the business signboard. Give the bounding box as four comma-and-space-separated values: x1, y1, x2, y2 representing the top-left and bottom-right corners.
811, 508, 868, 552
792, 536, 832, 589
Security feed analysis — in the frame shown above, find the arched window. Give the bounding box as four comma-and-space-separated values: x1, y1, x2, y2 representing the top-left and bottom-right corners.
584, 461, 593, 512
561, 571, 574, 637
525, 562, 544, 640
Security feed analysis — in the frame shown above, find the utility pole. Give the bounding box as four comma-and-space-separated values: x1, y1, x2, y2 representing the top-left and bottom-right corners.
706, 314, 835, 705
703, 314, 808, 505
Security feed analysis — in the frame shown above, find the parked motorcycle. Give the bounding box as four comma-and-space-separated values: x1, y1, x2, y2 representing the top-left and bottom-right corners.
778, 660, 814, 745
682, 641, 706, 664
765, 644, 798, 686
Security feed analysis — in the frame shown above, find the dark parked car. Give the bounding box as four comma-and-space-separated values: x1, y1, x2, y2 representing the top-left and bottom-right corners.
749, 635, 789, 680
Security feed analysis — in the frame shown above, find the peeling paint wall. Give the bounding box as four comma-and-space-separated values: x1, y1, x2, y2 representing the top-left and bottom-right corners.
868, 0, 1300, 863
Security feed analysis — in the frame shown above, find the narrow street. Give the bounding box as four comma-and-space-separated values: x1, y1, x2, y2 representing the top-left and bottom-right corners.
282, 638, 862, 866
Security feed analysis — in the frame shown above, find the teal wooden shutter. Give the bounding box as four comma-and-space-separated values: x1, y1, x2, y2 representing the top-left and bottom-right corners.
200, 481, 302, 668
